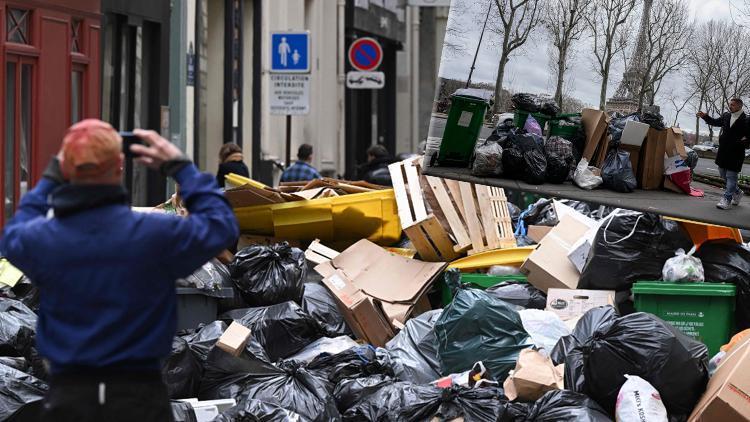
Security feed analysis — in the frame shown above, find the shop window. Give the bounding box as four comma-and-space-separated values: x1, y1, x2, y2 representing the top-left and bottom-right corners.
6, 8, 30, 44
5, 58, 34, 221
71, 69, 84, 124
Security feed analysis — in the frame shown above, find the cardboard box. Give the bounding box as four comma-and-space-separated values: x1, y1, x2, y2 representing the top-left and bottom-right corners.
521, 215, 593, 293
545, 288, 616, 321
320, 270, 395, 347
503, 349, 564, 401
581, 109, 610, 166
315, 239, 446, 345
621, 120, 650, 147
304, 239, 340, 265
216, 322, 252, 357
566, 210, 619, 273
639, 128, 667, 190
689, 334, 750, 421
665, 127, 687, 158
527, 225, 554, 243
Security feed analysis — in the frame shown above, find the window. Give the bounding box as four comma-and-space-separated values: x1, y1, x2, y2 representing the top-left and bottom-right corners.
6, 8, 30, 44
5, 58, 34, 221
71, 69, 83, 124
71, 19, 82, 53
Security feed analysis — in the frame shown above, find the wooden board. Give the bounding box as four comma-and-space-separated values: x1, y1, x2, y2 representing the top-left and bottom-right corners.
404, 160, 427, 222
459, 182, 485, 253
424, 175, 472, 249
476, 185, 501, 249
388, 162, 415, 228
421, 216, 459, 261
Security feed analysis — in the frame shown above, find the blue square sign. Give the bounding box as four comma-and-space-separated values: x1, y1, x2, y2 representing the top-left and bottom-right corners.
271, 31, 310, 73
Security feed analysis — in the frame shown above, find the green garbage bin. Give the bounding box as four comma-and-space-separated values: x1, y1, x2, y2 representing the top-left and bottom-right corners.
437, 90, 491, 167
441, 273, 527, 305
632, 281, 736, 356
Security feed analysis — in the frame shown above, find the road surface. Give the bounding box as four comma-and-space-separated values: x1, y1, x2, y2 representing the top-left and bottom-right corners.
695, 157, 750, 177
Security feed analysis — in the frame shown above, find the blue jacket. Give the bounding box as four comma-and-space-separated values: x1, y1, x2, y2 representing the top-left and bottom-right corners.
0, 164, 239, 374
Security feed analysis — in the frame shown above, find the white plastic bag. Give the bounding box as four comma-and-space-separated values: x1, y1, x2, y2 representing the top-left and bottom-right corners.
616, 375, 668, 422
518, 309, 571, 356
487, 265, 522, 276
573, 158, 603, 190
662, 246, 704, 283
287, 336, 358, 363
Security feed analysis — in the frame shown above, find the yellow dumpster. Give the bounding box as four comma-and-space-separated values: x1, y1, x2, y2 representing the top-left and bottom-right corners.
228, 176, 401, 246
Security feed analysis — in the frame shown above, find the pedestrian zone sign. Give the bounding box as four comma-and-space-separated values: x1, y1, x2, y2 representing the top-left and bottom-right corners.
271, 31, 311, 73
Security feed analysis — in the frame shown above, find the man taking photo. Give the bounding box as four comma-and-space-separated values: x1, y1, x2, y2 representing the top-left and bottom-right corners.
697, 98, 749, 210
1, 119, 239, 421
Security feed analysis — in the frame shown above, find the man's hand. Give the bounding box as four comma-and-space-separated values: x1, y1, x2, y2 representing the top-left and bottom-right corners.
696, 111, 707, 118
130, 129, 185, 170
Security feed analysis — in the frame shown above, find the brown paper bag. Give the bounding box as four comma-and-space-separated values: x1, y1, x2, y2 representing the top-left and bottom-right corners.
503, 349, 564, 402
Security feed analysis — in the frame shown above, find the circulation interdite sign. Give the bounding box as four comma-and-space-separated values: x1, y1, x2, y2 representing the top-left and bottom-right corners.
348, 37, 383, 72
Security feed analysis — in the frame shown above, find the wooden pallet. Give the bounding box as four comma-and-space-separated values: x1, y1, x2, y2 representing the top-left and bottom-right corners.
388, 157, 515, 261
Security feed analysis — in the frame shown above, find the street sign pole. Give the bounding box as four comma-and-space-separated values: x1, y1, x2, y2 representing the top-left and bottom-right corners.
286, 115, 292, 170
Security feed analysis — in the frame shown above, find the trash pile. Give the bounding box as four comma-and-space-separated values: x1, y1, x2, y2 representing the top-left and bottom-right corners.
2, 159, 749, 421
433, 92, 707, 198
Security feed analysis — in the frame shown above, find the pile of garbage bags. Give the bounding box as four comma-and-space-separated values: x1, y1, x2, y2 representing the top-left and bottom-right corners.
511, 93, 560, 116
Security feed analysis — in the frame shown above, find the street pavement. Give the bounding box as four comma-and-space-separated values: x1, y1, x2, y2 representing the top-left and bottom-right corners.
695, 157, 750, 177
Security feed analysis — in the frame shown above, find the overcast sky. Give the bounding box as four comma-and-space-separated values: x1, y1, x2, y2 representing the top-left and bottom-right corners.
438, 0, 738, 134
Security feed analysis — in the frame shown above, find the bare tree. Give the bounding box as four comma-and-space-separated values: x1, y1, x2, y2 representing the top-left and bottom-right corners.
667, 88, 696, 127
686, 20, 726, 139
443, 1, 470, 58
585, 0, 639, 109
636, 0, 693, 108
485, 0, 544, 115
545, 0, 590, 109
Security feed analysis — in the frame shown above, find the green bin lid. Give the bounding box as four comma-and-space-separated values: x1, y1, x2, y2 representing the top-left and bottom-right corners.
460, 273, 527, 289
632, 281, 736, 297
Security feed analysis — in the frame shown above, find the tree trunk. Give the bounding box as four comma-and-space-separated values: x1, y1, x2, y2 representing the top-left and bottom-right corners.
493, 53, 510, 115
599, 72, 609, 110
695, 94, 704, 141
554, 49, 567, 110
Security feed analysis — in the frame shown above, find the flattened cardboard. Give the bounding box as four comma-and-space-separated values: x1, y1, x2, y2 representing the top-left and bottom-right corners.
224, 184, 285, 208
527, 225, 554, 243
639, 129, 667, 190
665, 127, 687, 158
521, 215, 591, 293
503, 349, 564, 402
545, 288, 616, 321
216, 322, 252, 357
304, 239, 340, 265
621, 144, 642, 179
581, 109, 610, 163
688, 334, 750, 421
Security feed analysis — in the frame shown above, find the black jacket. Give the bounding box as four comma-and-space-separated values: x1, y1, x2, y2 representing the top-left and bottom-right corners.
355, 157, 395, 186
702, 112, 749, 172
216, 160, 250, 187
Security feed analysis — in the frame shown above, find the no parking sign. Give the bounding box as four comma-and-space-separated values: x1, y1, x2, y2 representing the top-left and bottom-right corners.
348, 37, 383, 72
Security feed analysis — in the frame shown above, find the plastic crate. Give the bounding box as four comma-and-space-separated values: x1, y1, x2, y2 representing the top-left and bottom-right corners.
441, 273, 528, 306
513, 110, 553, 130
632, 281, 736, 356
176, 287, 235, 331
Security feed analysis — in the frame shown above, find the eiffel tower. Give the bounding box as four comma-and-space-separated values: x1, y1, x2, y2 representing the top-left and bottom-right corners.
606, 0, 654, 114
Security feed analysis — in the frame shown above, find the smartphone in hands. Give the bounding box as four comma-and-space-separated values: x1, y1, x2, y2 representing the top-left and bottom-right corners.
119, 131, 146, 157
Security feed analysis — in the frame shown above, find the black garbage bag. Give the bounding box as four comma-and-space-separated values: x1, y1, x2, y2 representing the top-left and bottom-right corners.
540, 100, 561, 117
200, 348, 340, 421
695, 239, 750, 330
485, 282, 546, 310
545, 153, 571, 183
579, 211, 692, 292
522, 390, 612, 422
523, 150, 547, 185
472, 141, 504, 177
0, 298, 36, 358
230, 243, 306, 307
307, 345, 394, 388
182, 321, 269, 363
385, 309, 443, 384
685, 147, 699, 171
511, 93, 540, 112
641, 111, 665, 130
301, 283, 352, 337
171, 401, 198, 422
507, 202, 522, 231
342, 382, 507, 421
0, 277, 39, 312
213, 396, 309, 422
552, 308, 708, 419
601, 148, 637, 193
487, 125, 515, 145
177, 259, 232, 296
0, 357, 29, 373
221, 301, 323, 361
0, 363, 47, 420
162, 337, 203, 399
435, 271, 532, 381
502, 147, 525, 179
550, 306, 619, 392
521, 198, 591, 228
333, 374, 395, 412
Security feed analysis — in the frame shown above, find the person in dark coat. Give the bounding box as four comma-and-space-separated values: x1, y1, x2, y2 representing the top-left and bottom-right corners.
698, 97, 749, 209
216, 143, 250, 187
355, 145, 395, 186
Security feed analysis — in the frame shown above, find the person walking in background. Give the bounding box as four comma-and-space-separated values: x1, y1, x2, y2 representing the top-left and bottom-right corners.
355, 144, 395, 186
216, 143, 250, 187
280, 144, 321, 183
0, 119, 238, 421
697, 97, 750, 210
